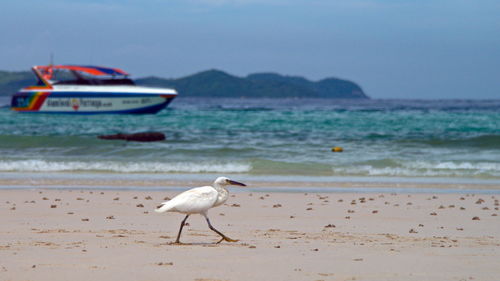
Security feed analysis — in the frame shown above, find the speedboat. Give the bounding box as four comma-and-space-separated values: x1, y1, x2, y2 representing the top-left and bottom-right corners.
10, 65, 177, 114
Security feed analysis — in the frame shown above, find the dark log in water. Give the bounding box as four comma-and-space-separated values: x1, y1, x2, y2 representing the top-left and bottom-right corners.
98, 132, 166, 142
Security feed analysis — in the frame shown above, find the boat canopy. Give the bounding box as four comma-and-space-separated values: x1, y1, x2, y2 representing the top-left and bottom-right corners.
31, 65, 132, 87
35, 65, 129, 77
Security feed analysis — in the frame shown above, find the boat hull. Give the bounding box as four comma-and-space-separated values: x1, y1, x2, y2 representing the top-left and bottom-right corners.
11, 91, 176, 114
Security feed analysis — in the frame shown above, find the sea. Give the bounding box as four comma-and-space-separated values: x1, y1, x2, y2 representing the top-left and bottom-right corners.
0, 97, 499, 187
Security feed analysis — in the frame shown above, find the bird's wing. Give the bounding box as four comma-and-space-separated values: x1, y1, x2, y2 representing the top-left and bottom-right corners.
155, 186, 218, 214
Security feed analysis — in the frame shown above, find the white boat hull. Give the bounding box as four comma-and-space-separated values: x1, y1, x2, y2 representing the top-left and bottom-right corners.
11, 85, 177, 114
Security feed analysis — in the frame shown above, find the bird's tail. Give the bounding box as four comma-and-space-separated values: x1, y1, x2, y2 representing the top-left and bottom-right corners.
154, 201, 173, 213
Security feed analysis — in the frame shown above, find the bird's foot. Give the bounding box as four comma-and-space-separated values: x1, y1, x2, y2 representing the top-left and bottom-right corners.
171, 240, 184, 245
217, 236, 239, 244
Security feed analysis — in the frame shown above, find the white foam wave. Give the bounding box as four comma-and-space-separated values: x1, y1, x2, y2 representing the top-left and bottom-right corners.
333, 161, 500, 177
0, 159, 252, 173
415, 161, 500, 171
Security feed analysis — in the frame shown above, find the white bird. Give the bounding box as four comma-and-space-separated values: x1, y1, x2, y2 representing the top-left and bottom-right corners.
155, 176, 246, 244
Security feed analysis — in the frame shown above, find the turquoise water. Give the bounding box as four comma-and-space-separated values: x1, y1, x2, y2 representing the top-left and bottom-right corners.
0, 98, 499, 179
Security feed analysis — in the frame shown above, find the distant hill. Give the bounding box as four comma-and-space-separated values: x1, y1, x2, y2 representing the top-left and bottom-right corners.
245, 72, 368, 99
136, 70, 368, 99
0, 70, 35, 96
0, 69, 368, 99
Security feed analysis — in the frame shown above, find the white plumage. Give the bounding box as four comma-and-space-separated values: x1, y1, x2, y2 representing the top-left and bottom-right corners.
155, 176, 246, 244
155, 186, 219, 214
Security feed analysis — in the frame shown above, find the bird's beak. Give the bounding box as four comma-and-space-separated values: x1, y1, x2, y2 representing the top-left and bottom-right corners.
228, 180, 246, 187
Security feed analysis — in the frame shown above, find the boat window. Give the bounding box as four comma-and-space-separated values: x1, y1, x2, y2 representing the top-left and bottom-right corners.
53, 78, 135, 86
50, 69, 135, 86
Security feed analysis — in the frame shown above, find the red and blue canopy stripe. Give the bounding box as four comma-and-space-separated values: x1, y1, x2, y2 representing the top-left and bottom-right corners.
35, 65, 129, 76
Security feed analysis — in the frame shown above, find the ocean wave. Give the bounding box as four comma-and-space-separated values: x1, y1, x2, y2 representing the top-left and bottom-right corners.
1, 158, 499, 178
333, 160, 500, 178
0, 159, 252, 173
412, 161, 500, 171
413, 135, 500, 149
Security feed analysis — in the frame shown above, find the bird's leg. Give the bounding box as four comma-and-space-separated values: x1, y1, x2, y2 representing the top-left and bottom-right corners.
175, 214, 190, 244
204, 216, 239, 243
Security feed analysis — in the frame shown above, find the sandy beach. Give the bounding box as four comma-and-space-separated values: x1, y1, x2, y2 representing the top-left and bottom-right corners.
1, 185, 499, 281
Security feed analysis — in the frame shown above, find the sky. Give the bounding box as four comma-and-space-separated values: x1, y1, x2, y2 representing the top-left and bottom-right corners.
0, 0, 498, 99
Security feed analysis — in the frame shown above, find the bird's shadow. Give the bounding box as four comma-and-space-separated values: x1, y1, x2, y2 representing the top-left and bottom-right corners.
170, 242, 218, 247
157, 241, 244, 247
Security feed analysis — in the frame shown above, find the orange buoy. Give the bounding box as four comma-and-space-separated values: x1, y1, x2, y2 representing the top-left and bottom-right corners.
331, 146, 343, 152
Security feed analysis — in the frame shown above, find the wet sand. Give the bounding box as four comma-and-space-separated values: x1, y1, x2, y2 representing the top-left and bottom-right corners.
1, 172, 499, 191
1, 188, 499, 281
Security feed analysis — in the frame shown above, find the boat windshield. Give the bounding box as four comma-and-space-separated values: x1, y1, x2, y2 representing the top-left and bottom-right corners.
53, 78, 135, 86
48, 69, 135, 86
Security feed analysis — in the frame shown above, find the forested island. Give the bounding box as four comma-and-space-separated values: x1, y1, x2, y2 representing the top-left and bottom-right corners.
0, 69, 368, 99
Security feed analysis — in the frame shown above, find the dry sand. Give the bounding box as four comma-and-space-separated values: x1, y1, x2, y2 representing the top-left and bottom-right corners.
1, 188, 499, 281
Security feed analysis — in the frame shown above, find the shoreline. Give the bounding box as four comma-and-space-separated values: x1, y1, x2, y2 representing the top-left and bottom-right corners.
2, 185, 500, 195
1, 172, 499, 194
